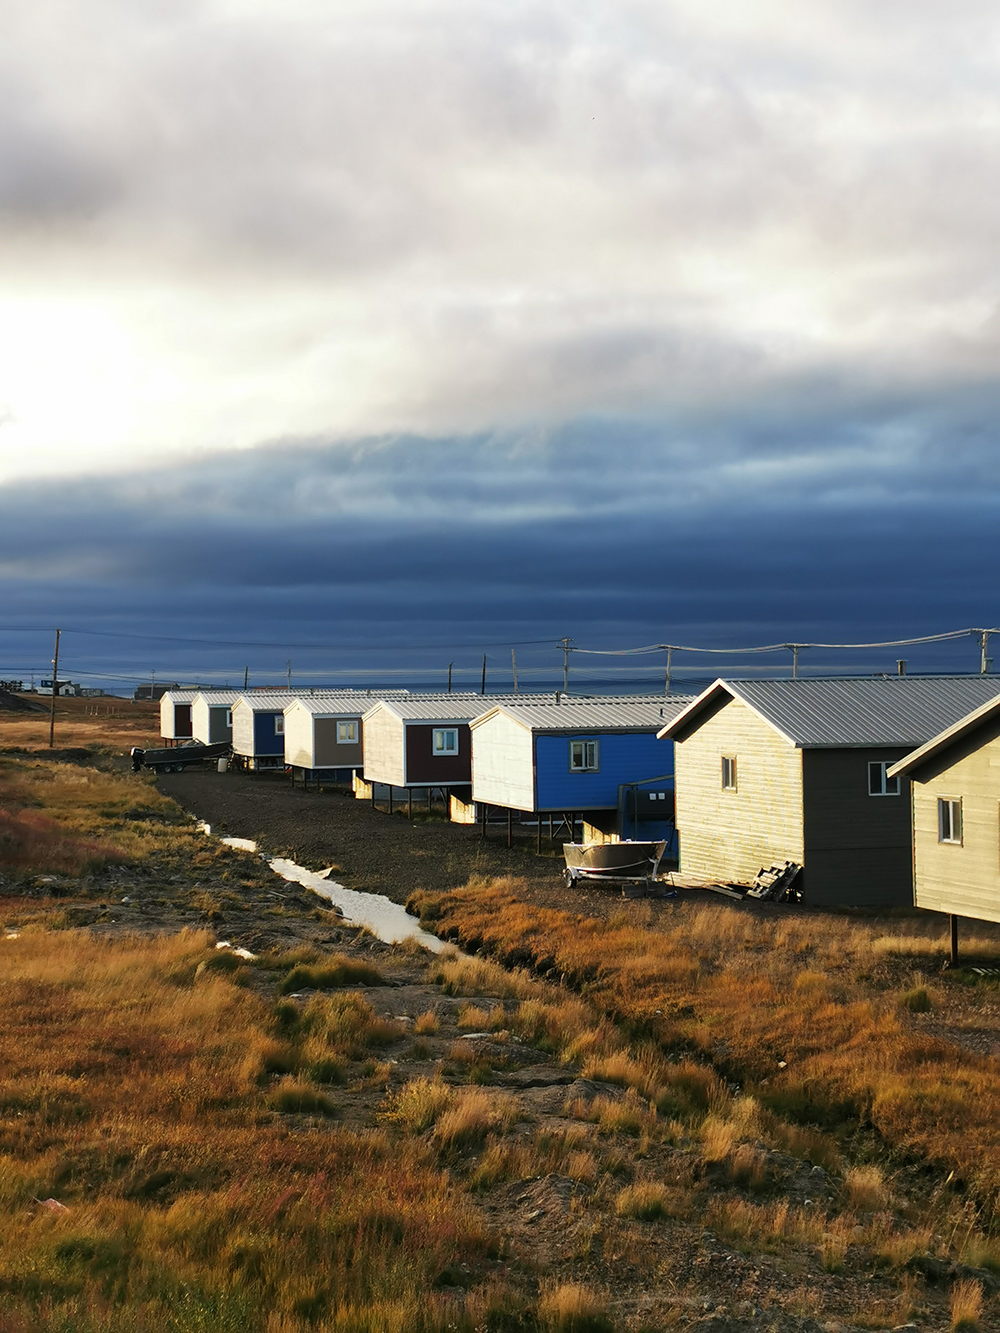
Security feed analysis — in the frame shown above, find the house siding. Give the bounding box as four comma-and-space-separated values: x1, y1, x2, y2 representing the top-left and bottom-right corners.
208, 706, 232, 744
471, 713, 535, 810
362, 708, 407, 788
801, 748, 913, 907
231, 705, 255, 756
405, 723, 471, 786
910, 716, 1000, 924
535, 732, 670, 811
252, 711, 284, 757
673, 695, 803, 882
314, 717, 363, 770
283, 706, 312, 768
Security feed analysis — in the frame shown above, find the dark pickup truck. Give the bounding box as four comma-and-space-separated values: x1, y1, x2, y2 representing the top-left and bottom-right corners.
131, 740, 232, 773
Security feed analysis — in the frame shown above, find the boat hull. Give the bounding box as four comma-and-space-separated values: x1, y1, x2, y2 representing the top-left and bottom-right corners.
562, 840, 667, 878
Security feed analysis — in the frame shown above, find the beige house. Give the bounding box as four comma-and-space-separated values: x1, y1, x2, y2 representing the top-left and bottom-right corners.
887, 694, 1000, 926
659, 677, 1000, 909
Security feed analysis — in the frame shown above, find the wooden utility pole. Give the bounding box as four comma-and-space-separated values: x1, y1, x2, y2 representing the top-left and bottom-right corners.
481, 654, 487, 695
511, 649, 518, 694
48, 628, 61, 748
664, 646, 673, 694
244, 665, 249, 689
560, 637, 572, 694
286, 660, 292, 691
981, 631, 992, 674
447, 662, 453, 693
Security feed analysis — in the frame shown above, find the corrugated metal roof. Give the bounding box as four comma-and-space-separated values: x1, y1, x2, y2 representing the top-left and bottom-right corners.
888, 693, 1000, 777
369, 695, 521, 722
193, 690, 243, 705
162, 689, 199, 702
666, 677, 1000, 748
232, 693, 295, 710
472, 697, 694, 732
287, 696, 377, 715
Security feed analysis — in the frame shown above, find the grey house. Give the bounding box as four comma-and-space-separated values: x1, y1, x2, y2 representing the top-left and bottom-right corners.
659, 676, 1000, 908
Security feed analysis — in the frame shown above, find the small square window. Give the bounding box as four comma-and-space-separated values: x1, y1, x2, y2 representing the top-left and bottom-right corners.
569, 740, 598, 771
337, 720, 358, 744
938, 798, 962, 845
274, 715, 284, 735
721, 756, 737, 790
868, 761, 899, 796
433, 728, 458, 755
226, 710, 232, 727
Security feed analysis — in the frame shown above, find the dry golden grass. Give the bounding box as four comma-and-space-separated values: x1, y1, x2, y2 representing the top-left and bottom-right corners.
0, 695, 160, 752
433, 1087, 518, 1149
844, 1164, 890, 1211
414, 1008, 440, 1034
615, 1181, 671, 1221
951, 1277, 984, 1331
411, 878, 1000, 1223
0, 927, 496, 1330
538, 1282, 613, 1333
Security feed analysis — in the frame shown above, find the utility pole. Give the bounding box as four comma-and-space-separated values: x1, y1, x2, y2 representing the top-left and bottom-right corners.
244, 665, 249, 689
664, 646, 673, 695
481, 654, 487, 695
560, 637, 572, 694
981, 631, 992, 674
48, 628, 61, 748
286, 659, 291, 691
447, 662, 453, 693
511, 649, 518, 694
787, 644, 803, 679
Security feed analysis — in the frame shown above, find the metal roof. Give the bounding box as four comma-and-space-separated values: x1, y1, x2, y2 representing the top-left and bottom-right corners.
659, 676, 1000, 748
367, 695, 521, 723
161, 689, 199, 702
232, 693, 297, 711
286, 696, 380, 715
471, 697, 694, 732
887, 693, 1000, 777
193, 690, 243, 705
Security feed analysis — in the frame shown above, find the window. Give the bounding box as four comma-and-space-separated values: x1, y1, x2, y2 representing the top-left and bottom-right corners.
337, 720, 358, 744
433, 728, 458, 755
938, 798, 962, 845
274, 715, 284, 735
868, 761, 899, 796
569, 740, 598, 771
721, 756, 737, 791
226, 710, 232, 727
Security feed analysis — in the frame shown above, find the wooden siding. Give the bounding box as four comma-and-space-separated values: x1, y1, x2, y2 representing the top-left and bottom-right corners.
362, 707, 406, 788
231, 704, 255, 757
405, 723, 471, 786
208, 707, 231, 744
471, 713, 535, 810
801, 748, 913, 907
283, 706, 313, 769
314, 717, 363, 770
910, 715, 1000, 924
253, 712, 284, 757
674, 695, 803, 883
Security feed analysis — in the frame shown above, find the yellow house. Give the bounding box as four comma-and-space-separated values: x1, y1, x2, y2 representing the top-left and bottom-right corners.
888, 693, 1000, 936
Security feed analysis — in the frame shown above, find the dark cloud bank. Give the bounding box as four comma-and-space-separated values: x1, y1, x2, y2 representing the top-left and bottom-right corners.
1, 394, 999, 689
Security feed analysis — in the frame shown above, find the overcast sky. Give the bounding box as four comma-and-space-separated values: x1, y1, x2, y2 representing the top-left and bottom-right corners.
1, 1, 999, 686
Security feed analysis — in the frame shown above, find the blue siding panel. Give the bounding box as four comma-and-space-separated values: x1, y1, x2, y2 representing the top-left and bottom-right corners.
535, 732, 673, 810
253, 711, 285, 757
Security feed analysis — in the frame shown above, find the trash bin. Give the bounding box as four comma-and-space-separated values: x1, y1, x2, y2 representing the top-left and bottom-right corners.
217, 758, 228, 774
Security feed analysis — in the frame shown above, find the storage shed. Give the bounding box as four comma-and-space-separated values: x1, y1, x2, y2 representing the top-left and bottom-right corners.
470, 696, 693, 841
159, 689, 197, 744
888, 694, 1000, 927
659, 676, 1000, 908
283, 692, 412, 783
362, 695, 517, 796
231, 693, 295, 769
191, 690, 241, 745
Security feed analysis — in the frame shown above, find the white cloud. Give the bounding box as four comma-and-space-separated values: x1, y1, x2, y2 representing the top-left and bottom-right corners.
0, 0, 999, 482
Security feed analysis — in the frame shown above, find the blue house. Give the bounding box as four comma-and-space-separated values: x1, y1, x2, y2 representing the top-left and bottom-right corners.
231, 693, 293, 770
469, 696, 694, 845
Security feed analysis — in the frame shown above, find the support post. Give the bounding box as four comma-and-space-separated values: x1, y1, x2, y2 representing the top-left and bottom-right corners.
951, 914, 960, 968
536, 816, 542, 854
371, 781, 376, 810
408, 789, 413, 820
388, 786, 393, 815
507, 807, 512, 848
481, 802, 487, 839
48, 628, 61, 748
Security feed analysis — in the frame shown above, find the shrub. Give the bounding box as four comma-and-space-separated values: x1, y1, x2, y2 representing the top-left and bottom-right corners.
434, 1088, 518, 1149
615, 1182, 670, 1221
901, 986, 932, 1013
381, 1077, 454, 1131
951, 1278, 984, 1331
844, 1164, 889, 1211
414, 1009, 439, 1035
268, 1078, 338, 1116
538, 1282, 613, 1333
279, 955, 384, 993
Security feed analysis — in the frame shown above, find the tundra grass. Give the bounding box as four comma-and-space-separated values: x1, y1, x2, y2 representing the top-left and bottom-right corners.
0, 927, 502, 1331
410, 877, 1000, 1226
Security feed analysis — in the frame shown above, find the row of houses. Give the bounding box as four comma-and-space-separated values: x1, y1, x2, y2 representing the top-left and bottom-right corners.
161, 677, 1000, 928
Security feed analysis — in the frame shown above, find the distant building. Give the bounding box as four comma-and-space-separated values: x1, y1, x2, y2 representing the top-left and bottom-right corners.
134, 683, 180, 702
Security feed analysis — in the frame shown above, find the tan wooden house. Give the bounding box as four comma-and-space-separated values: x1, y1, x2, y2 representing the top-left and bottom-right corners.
658, 677, 1000, 908
887, 694, 1000, 926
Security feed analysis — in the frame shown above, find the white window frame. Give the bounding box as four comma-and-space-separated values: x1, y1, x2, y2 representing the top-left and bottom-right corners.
433, 727, 459, 756
868, 761, 899, 797
569, 739, 599, 772
337, 720, 358, 744
721, 756, 737, 791
225, 709, 232, 727
938, 797, 962, 845
274, 715, 284, 735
